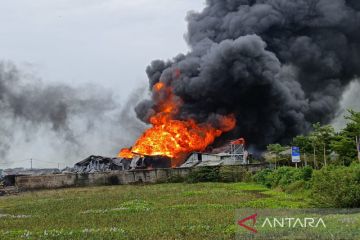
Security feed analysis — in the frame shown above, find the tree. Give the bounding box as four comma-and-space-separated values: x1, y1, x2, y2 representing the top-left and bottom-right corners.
312, 123, 335, 167
345, 110, 360, 163
308, 131, 319, 169
267, 144, 287, 169
292, 135, 313, 166
330, 133, 356, 166
332, 110, 360, 164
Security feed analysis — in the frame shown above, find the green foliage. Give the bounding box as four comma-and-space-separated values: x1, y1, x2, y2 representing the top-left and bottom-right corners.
284, 180, 309, 193
0, 182, 310, 240
345, 109, 360, 136
329, 109, 360, 165
266, 144, 289, 167
186, 166, 254, 183
302, 166, 313, 181
292, 135, 313, 153
289, 110, 360, 167
253, 166, 313, 190
311, 163, 360, 207
312, 123, 335, 146
267, 144, 286, 154
330, 133, 356, 166
186, 167, 220, 183
270, 167, 297, 188
219, 166, 252, 182
166, 174, 186, 183
252, 169, 273, 187
254, 164, 360, 208
309, 123, 335, 167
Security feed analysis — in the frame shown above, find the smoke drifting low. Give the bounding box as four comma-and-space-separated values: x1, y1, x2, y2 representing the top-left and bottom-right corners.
136, 0, 360, 148
332, 79, 360, 130
0, 62, 145, 167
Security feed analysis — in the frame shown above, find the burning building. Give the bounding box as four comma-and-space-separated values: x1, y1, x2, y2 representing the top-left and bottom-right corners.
180, 138, 249, 168
77, 0, 360, 171
122, 0, 360, 163
73, 155, 131, 173
118, 81, 237, 167
73, 138, 248, 172
119, 138, 249, 170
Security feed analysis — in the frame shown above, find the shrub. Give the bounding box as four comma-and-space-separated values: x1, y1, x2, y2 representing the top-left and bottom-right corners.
186, 166, 253, 183
186, 167, 220, 183
253, 166, 313, 189
252, 169, 273, 187
283, 180, 312, 193
166, 174, 185, 183
277, 166, 313, 189
302, 166, 313, 181
219, 166, 252, 182
311, 164, 360, 207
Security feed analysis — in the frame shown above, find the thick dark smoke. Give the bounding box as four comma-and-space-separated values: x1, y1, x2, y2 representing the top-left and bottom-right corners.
136, 0, 360, 148
0, 62, 145, 167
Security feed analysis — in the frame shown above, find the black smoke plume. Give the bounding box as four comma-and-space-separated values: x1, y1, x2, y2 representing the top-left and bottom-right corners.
136, 0, 360, 148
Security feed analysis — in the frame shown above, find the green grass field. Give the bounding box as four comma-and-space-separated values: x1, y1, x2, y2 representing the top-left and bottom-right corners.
0, 182, 310, 239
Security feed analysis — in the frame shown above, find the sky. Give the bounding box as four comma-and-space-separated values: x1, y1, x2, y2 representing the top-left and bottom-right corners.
0, 0, 205, 169
0, 0, 205, 98
0, 0, 358, 169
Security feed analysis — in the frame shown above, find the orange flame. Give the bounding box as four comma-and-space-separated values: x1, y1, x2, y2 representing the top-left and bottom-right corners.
118, 148, 135, 159
118, 81, 236, 166
231, 138, 246, 145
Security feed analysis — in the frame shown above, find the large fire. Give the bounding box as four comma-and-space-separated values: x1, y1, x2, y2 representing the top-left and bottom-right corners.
119, 80, 236, 166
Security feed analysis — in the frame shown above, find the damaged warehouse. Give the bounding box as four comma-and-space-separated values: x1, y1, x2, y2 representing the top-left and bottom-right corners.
73, 155, 131, 173
180, 138, 249, 167
72, 155, 172, 173
70, 138, 249, 173
7, 138, 260, 190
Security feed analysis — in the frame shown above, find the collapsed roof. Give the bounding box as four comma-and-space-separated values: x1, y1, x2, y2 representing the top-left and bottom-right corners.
73, 155, 131, 173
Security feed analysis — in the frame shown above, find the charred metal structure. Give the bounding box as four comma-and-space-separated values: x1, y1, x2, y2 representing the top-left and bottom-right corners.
73, 156, 131, 173
72, 139, 248, 173
180, 138, 248, 167
128, 155, 171, 169
72, 155, 172, 173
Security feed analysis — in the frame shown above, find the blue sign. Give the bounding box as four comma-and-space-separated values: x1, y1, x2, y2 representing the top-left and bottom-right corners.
292, 146, 301, 163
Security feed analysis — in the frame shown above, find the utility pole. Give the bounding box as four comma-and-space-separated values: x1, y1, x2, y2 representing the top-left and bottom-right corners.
30, 158, 33, 170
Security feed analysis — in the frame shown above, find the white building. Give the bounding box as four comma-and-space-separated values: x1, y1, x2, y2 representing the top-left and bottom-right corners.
180, 138, 249, 168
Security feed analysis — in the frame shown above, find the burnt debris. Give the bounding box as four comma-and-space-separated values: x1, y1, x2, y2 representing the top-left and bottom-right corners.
73, 155, 131, 173
72, 155, 171, 173
128, 155, 171, 169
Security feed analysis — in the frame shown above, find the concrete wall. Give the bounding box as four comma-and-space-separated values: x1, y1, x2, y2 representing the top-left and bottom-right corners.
15, 164, 266, 191
15, 168, 192, 190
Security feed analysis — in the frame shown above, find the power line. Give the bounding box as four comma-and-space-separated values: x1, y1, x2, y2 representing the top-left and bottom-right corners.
0, 158, 67, 169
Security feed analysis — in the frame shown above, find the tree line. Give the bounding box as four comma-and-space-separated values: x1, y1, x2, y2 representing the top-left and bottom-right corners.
266, 110, 360, 168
